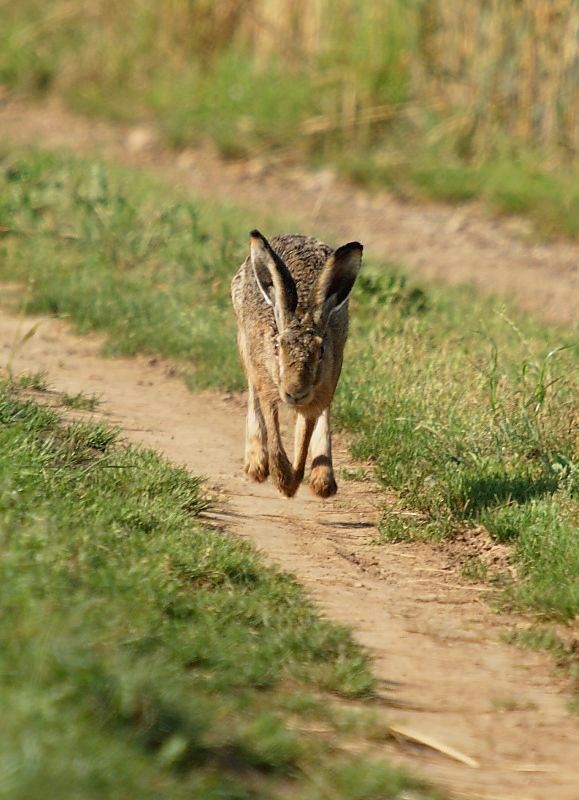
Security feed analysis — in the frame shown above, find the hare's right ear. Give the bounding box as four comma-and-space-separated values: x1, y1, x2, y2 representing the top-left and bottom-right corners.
250, 230, 297, 332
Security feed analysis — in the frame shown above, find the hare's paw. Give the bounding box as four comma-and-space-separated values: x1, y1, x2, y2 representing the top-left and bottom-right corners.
310, 465, 337, 498
244, 452, 269, 483
271, 453, 299, 498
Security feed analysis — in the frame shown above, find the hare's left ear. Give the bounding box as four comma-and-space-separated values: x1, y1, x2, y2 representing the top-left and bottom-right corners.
314, 242, 363, 326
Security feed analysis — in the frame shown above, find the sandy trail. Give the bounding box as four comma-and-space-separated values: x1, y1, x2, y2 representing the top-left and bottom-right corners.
1, 309, 577, 800
0, 97, 578, 327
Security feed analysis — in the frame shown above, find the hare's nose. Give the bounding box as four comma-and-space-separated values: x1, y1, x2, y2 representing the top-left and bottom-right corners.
284, 389, 309, 405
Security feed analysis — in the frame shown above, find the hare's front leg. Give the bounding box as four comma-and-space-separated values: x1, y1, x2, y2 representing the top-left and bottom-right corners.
244, 383, 269, 482
261, 401, 297, 497
310, 408, 338, 498
293, 413, 316, 487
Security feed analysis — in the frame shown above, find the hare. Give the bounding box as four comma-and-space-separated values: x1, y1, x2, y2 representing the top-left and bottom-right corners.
231, 230, 362, 498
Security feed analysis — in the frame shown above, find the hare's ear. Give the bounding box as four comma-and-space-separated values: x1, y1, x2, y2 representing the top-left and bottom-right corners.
250, 230, 298, 332
315, 242, 363, 326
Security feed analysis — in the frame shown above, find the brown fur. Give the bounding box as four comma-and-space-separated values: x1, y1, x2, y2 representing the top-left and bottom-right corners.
231, 231, 362, 497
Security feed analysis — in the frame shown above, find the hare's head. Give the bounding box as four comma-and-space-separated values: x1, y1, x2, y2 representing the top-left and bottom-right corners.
249, 230, 362, 407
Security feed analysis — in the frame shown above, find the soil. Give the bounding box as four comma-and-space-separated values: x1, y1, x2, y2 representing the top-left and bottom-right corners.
0, 97, 578, 327
1, 98, 578, 799
1, 309, 577, 800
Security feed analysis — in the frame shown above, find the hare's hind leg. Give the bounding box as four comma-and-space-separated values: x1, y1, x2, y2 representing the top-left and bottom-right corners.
244, 382, 269, 482
310, 408, 338, 498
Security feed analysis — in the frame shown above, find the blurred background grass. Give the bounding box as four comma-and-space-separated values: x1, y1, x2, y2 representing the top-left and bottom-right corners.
1, 0, 578, 237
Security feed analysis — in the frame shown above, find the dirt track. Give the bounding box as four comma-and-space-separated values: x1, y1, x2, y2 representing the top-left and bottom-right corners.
1, 309, 577, 800
1, 99, 578, 798
0, 97, 578, 326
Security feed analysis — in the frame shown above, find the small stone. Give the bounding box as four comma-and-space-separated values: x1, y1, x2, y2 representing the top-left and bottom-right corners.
125, 127, 156, 154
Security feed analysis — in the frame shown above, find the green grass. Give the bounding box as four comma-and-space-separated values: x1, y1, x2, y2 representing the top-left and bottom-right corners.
1, 0, 578, 238
339, 154, 579, 239
60, 389, 100, 411
0, 150, 248, 390
416, 158, 579, 239
11, 369, 48, 391
0, 381, 445, 800
0, 148, 577, 631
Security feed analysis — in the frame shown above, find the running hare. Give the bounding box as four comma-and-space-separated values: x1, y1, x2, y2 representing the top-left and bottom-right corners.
231, 230, 362, 498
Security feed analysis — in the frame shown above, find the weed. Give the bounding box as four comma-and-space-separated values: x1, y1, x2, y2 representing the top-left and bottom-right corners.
491, 696, 537, 713
11, 369, 48, 390
2, 319, 42, 381
341, 467, 369, 482
379, 510, 441, 544
61, 390, 100, 411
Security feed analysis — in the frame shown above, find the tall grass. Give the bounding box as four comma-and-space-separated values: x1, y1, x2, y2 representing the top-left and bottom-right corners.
3, 0, 576, 156
241, 0, 579, 158
411, 0, 578, 159
1, 0, 578, 234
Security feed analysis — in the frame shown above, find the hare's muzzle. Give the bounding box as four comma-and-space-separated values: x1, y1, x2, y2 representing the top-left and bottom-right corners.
282, 388, 313, 407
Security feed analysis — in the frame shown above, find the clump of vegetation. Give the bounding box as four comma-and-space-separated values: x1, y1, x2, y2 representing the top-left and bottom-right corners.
10, 369, 48, 390
61, 389, 100, 410
1, 0, 578, 237
1, 381, 445, 799
0, 150, 577, 627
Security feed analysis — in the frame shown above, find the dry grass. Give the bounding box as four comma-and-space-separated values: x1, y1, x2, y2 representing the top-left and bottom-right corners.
242, 0, 578, 158
3, 0, 577, 159
412, 0, 578, 158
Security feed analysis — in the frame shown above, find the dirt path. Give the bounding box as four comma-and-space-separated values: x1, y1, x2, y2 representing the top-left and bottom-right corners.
0, 97, 578, 327
1, 308, 577, 800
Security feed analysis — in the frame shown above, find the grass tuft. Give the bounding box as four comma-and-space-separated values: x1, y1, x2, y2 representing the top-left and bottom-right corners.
61, 390, 100, 411
10, 369, 48, 390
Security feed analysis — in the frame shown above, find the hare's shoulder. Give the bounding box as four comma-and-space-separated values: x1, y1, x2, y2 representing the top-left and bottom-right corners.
232, 233, 334, 316
269, 234, 333, 291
